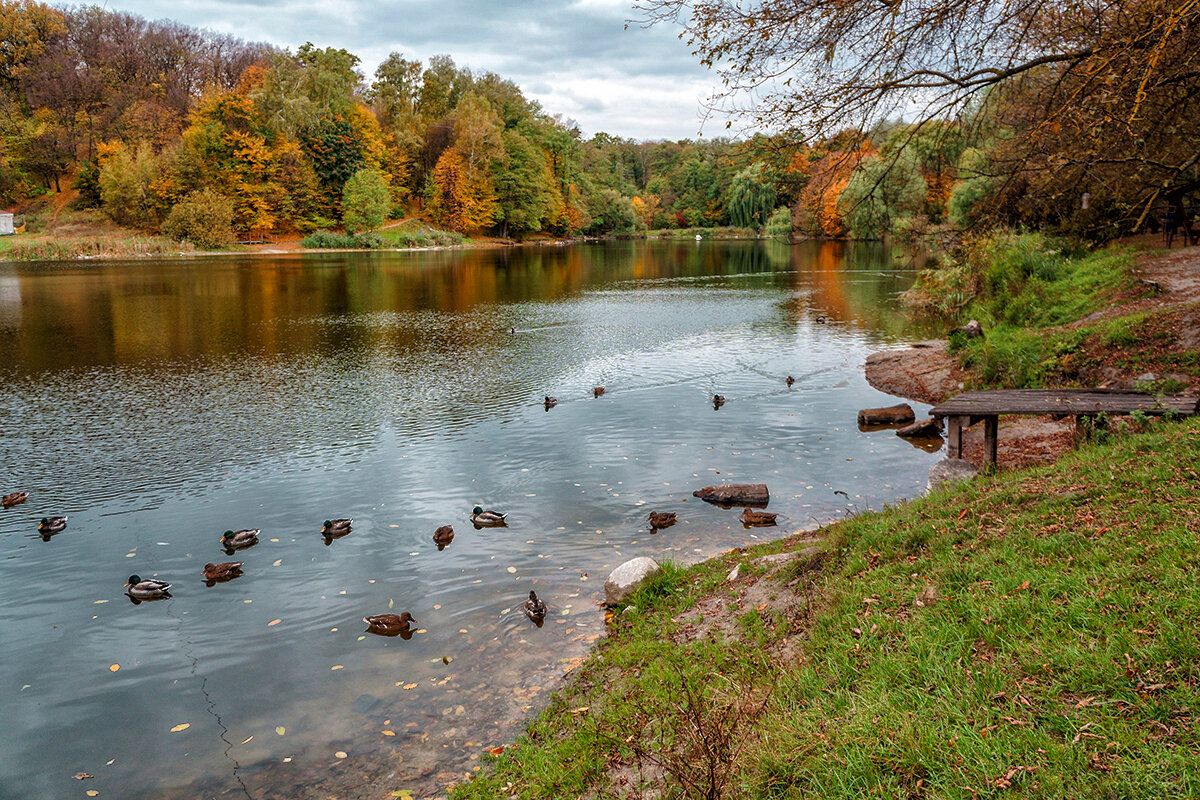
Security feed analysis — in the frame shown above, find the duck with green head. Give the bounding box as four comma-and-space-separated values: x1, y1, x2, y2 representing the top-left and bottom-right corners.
126, 574, 172, 599
322, 519, 352, 536
38, 516, 67, 534
221, 529, 259, 551
470, 506, 507, 527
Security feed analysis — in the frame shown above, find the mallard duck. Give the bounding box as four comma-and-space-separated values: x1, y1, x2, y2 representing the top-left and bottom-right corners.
543, 396, 557, 409
593, 387, 606, 397
2, 491, 28, 508
363, 612, 417, 636
221, 529, 259, 550
470, 506, 507, 527
433, 525, 454, 548
647, 511, 677, 530
524, 590, 547, 622
38, 516, 67, 534
202, 561, 243, 582
712, 394, 725, 409
786, 376, 795, 387
125, 574, 172, 599
739, 508, 777, 527
321, 519, 352, 536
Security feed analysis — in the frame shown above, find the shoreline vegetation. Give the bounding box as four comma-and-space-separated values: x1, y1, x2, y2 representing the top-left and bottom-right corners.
0, 210, 780, 263
445, 237, 1200, 799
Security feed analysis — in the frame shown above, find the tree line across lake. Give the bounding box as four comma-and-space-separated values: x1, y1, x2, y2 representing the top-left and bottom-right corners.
3, 1, 1193, 248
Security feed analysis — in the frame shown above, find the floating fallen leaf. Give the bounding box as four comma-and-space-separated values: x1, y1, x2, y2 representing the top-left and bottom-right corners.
93, 600, 108, 605
331, 665, 343, 670
506, 566, 517, 573
105, 759, 114, 766
74, 773, 94, 780
86, 791, 99, 797
442, 656, 452, 664
382, 730, 395, 736
109, 664, 120, 672
388, 598, 394, 609
241, 736, 253, 744
268, 619, 282, 627
335, 750, 348, 759
282, 756, 291, 762
275, 726, 286, 735
272, 559, 281, 567
402, 683, 418, 690
170, 723, 190, 732
357, 635, 365, 641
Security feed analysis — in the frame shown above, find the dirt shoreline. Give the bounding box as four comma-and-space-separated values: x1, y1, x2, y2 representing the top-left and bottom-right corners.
863, 243, 1200, 470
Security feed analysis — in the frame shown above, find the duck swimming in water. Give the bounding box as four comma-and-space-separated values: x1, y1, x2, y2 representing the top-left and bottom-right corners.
647, 511, 677, 530
38, 516, 67, 534
321, 519, 352, 536
363, 611, 417, 636
786, 376, 795, 387
524, 590, 547, 623
3, 491, 28, 508
202, 561, 243, 582
433, 525, 455, 549
593, 387, 605, 397
470, 506, 507, 527
739, 508, 778, 527
543, 396, 557, 409
712, 394, 725, 409
221, 529, 259, 551
125, 574, 172, 599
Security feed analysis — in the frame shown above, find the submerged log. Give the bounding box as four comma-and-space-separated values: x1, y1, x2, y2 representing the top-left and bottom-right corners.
896, 417, 944, 439
692, 483, 769, 506
857, 403, 916, 425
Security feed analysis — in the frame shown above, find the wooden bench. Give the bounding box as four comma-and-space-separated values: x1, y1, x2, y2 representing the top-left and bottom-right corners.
929, 389, 1199, 464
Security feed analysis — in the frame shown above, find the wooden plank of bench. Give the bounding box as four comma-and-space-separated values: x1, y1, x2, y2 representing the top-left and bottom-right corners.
931, 389, 1198, 418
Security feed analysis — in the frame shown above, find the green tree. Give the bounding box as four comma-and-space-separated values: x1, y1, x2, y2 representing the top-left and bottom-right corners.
838, 149, 926, 238
161, 189, 235, 249
726, 162, 776, 229
495, 129, 555, 237
341, 166, 390, 234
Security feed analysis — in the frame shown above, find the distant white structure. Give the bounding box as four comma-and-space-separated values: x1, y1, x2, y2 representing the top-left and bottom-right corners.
0, 212, 13, 236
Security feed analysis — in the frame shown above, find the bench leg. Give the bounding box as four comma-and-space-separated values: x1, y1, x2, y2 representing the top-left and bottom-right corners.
983, 415, 998, 465
947, 416, 964, 458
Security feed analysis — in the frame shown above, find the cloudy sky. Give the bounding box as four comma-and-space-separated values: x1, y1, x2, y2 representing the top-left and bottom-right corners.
109, 0, 728, 141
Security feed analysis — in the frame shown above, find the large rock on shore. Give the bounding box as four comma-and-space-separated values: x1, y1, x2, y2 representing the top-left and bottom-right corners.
604, 557, 662, 606
858, 403, 916, 426
864, 341, 963, 404
692, 483, 770, 506
927, 458, 979, 490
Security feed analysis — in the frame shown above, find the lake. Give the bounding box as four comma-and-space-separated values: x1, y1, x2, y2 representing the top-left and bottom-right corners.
0, 240, 942, 799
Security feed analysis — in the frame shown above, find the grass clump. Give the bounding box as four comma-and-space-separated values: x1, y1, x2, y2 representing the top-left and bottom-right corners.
453, 417, 1200, 799
2, 235, 192, 261
300, 230, 385, 249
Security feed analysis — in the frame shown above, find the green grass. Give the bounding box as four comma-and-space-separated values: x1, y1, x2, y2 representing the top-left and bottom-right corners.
453, 418, 1200, 799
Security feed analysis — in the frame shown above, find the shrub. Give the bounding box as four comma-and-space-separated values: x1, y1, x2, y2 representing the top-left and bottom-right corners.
764, 206, 793, 239
300, 230, 385, 249
161, 190, 235, 250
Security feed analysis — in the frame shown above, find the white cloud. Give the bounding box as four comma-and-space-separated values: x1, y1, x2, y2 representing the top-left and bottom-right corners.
106, 0, 727, 140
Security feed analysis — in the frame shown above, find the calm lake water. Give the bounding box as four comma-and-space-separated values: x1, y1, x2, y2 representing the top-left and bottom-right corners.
0, 240, 942, 799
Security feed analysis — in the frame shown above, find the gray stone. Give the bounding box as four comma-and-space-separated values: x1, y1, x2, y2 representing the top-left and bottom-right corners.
896, 417, 944, 438
960, 319, 984, 339
604, 557, 662, 606
692, 483, 769, 505
1137, 372, 1157, 383
858, 403, 916, 425
927, 458, 979, 490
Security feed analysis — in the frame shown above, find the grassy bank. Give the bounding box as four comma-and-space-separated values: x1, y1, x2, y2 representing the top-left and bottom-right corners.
903, 232, 1200, 391
453, 417, 1200, 798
